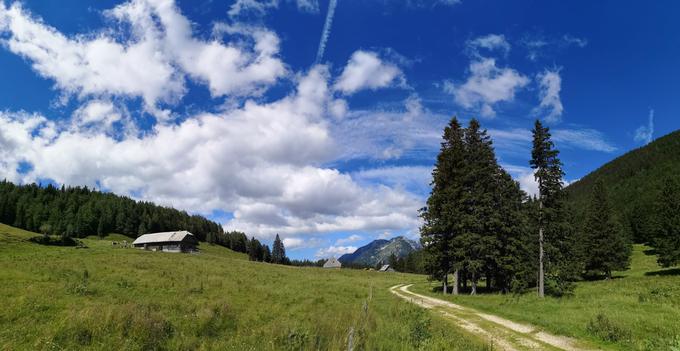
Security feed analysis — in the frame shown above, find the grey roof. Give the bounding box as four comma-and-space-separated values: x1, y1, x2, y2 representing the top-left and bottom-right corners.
132, 231, 196, 245
323, 257, 342, 268
379, 264, 393, 272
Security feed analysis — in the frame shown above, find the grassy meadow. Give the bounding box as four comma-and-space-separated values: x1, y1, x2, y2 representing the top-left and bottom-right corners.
412, 245, 680, 350
0, 223, 488, 351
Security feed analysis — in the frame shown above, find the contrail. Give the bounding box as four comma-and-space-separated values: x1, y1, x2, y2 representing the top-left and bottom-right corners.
315, 0, 338, 64
634, 109, 654, 144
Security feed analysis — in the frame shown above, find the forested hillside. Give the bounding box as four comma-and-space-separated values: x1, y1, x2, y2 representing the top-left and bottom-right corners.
566, 129, 680, 243
0, 181, 242, 248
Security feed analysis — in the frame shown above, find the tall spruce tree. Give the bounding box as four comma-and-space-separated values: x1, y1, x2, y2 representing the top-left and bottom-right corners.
454, 119, 500, 295
422, 117, 530, 295
582, 180, 631, 279
492, 170, 532, 293
530, 120, 578, 296
247, 237, 264, 261
531, 120, 550, 297
651, 177, 680, 267
420, 117, 466, 294
272, 234, 287, 264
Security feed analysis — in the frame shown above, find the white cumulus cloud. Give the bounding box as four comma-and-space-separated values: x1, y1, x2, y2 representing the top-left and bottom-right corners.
467, 34, 510, 56
446, 58, 529, 117
334, 50, 405, 95
0, 0, 286, 119
0, 66, 422, 240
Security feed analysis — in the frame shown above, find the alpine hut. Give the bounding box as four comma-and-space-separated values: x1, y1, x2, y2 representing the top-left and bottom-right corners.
323, 257, 342, 268
132, 231, 198, 253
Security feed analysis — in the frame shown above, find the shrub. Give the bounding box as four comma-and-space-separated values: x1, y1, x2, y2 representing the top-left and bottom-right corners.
586, 313, 631, 342
545, 277, 575, 297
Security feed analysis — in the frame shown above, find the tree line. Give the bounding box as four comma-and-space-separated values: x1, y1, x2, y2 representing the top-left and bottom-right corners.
421, 118, 632, 296
0, 180, 291, 264
243, 234, 290, 264
387, 250, 427, 274
0, 181, 223, 242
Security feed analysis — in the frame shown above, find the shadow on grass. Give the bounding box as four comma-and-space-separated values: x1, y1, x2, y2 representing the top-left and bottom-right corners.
430, 285, 519, 296
581, 274, 625, 282
29, 235, 87, 248
644, 268, 680, 276
643, 248, 658, 256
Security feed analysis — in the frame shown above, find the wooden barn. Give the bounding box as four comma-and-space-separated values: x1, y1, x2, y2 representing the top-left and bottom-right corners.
323, 257, 342, 268
132, 231, 198, 253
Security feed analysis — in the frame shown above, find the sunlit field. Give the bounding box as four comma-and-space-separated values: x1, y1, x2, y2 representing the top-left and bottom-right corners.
412, 245, 680, 350
0, 223, 488, 351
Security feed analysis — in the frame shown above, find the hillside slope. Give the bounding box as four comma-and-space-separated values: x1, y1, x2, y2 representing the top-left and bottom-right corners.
339, 236, 421, 267
0, 223, 485, 351
566, 129, 680, 241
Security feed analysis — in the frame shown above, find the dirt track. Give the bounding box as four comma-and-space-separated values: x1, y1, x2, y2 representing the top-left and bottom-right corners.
390, 284, 597, 351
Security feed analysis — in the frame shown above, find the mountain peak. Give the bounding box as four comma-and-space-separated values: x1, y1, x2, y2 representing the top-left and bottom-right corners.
339, 236, 421, 266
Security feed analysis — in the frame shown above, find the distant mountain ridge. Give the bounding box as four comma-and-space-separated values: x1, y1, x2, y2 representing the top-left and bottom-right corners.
339, 236, 421, 266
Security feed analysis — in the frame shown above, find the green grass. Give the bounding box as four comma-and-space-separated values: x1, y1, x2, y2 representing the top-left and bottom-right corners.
0, 223, 488, 351
411, 245, 680, 351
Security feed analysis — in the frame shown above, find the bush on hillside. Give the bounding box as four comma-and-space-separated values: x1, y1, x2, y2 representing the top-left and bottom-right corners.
586, 313, 631, 342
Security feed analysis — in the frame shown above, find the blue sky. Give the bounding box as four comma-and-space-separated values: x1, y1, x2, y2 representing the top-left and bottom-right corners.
0, 0, 678, 259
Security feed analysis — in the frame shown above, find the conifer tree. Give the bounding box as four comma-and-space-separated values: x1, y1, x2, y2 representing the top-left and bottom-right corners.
420, 117, 466, 294
263, 245, 272, 263
651, 177, 680, 267
492, 171, 532, 292
247, 237, 263, 261
582, 180, 631, 279
454, 119, 499, 294
530, 120, 577, 296
531, 120, 552, 297
272, 234, 287, 264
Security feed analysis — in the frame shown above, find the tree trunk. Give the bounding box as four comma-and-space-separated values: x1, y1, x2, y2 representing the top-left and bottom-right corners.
539, 198, 545, 298
443, 271, 448, 294
453, 269, 459, 295
470, 272, 477, 295
486, 271, 492, 291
